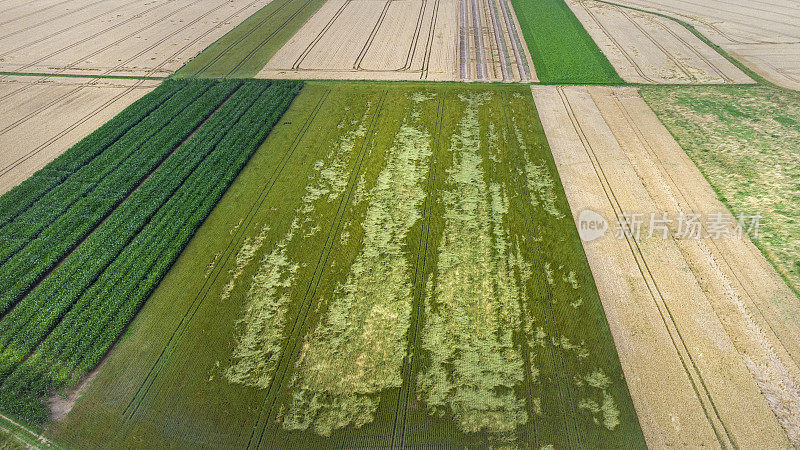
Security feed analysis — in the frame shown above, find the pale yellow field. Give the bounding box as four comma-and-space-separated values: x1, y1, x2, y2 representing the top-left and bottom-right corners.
568, 0, 752, 84
0, 76, 158, 194
533, 85, 800, 447
613, 0, 800, 89
0, 0, 274, 77
257, 0, 536, 82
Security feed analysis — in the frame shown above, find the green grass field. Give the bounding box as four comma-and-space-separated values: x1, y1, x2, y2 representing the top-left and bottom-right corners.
51, 82, 644, 448
642, 85, 800, 298
175, 0, 325, 78
511, 0, 623, 84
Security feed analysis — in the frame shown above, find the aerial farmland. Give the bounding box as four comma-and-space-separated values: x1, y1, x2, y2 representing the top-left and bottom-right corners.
0, 0, 797, 448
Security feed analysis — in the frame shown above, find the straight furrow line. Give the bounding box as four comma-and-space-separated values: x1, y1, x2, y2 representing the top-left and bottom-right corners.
499, 93, 576, 448
391, 95, 444, 449
227, 0, 317, 77
555, 86, 735, 449
248, 91, 387, 450
121, 86, 323, 421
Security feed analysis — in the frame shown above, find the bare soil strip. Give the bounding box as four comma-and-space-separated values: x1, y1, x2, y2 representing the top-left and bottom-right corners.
256, 0, 536, 81
568, 0, 752, 84
0, 0, 274, 77
613, 0, 800, 89
532, 85, 799, 447
0, 76, 158, 195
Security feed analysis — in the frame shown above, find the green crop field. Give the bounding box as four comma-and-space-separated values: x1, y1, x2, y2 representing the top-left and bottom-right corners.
510, 0, 623, 84
0, 79, 300, 423
50, 82, 644, 448
642, 85, 800, 298
175, 0, 325, 79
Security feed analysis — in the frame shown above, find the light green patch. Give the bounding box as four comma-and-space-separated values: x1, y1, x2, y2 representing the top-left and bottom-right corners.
525, 153, 564, 219
220, 224, 270, 301
417, 92, 527, 436
225, 105, 370, 389
281, 122, 432, 436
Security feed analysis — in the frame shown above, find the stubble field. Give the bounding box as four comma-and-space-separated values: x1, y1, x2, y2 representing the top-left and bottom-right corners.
614, 0, 800, 89
567, 0, 752, 84
533, 84, 800, 447
0, 75, 159, 195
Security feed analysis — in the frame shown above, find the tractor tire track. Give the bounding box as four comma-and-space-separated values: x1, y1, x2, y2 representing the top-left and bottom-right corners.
225, 0, 317, 77
121, 89, 332, 421
292, 0, 352, 70
555, 86, 737, 449
353, 0, 392, 70
390, 95, 443, 450
247, 91, 387, 450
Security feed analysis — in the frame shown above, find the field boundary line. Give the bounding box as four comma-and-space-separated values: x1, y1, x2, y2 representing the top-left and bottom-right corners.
607, 89, 800, 385
500, 92, 578, 447
640, 11, 734, 83
226, 0, 318, 77
292, 0, 352, 70
594, 0, 775, 88
248, 90, 387, 450
353, 0, 392, 70
184, 0, 295, 76
576, 1, 656, 83
121, 86, 327, 421
0, 84, 250, 383
8, 85, 243, 321
0, 82, 206, 276
0, 81, 181, 228
390, 94, 443, 449
616, 8, 697, 82
555, 86, 735, 448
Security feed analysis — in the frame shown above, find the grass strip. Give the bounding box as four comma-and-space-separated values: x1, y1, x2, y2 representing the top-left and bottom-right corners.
509, 0, 623, 84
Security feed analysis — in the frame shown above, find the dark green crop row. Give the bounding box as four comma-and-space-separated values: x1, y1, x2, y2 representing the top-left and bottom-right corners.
0, 79, 302, 423
0, 80, 243, 316
0, 81, 182, 230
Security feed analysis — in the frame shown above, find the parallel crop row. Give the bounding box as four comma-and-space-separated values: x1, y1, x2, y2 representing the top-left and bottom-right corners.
0, 81, 183, 229
0, 80, 243, 315
0, 79, 302, 423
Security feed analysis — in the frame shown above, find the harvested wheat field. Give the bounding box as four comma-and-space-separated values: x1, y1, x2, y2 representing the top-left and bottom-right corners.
257, 0, 535, 82
614, 0, 800, 89
0, 75, 158, 195
0, 0, 273, 77
567, 0, 752, 84
533, 85, 800, 447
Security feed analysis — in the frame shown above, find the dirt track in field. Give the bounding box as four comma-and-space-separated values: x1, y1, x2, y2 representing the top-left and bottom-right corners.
533, 85, 800, 447
0, 76, 158, 195
613, 0, 800, 89
256, 0, 536, 82
0, 0, 274, 77
568, 0, 752, 84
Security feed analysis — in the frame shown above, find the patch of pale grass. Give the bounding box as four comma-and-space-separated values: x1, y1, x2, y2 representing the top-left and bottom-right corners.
417, 92, 527, 436
281, 120, 433, 436
225, 106, 370, 389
